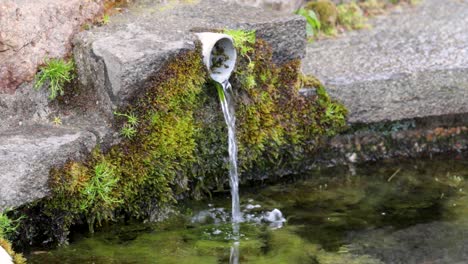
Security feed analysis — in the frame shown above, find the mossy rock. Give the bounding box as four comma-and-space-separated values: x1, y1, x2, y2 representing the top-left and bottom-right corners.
12, 30, 348, 248
304, 0, 338, 34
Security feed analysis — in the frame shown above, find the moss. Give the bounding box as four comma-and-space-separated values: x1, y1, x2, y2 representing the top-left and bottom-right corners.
15, 30, 347, 247
304, 0, 338, 35
358, 0, 386, 16
337, 2, 369, 30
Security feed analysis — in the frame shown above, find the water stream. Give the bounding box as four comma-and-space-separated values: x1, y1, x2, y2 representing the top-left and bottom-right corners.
218, 81, 241, 263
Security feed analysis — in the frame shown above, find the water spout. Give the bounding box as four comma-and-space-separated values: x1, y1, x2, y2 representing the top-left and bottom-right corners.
195, 32, 237, 84
195, 32, 240, 263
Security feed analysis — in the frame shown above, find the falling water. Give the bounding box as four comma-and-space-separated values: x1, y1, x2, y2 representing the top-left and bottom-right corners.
218, 80, 241, 263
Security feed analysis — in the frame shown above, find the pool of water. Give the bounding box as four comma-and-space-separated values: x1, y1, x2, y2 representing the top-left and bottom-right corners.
29, 154, 468, 264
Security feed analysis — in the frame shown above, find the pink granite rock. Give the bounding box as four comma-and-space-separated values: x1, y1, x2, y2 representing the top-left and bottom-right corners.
0, 0, 104, 93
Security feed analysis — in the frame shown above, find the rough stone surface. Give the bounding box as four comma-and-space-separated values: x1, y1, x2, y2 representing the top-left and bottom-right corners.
0, 125, 96, 211
0, 83, 50, 130
74, 0, 306, 108
226, 0, 304, 12
0, 0, 104, 93
303, 0, 468, 123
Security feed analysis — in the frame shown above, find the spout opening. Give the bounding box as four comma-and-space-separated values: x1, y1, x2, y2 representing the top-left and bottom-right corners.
208, 37, 236, 84
195, 32, 237, 84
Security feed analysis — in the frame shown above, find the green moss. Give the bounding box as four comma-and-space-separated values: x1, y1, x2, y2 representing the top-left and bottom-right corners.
304, 0, 338, 35
17, 30, 347, 247
0, 212, 26, 264
223, 29, 256, 57
337, 2, 369, 30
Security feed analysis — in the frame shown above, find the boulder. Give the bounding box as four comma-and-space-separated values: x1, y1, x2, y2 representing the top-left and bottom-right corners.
0, 0, 104, 94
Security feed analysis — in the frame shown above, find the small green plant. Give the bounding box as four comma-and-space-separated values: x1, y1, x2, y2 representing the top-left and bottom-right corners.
34, 58, 75, 100
102, 14, 110, 24
295, 8, 321, 39
53, 116, 62, 126
0, 211, 23, 239
114, 111, 139, 139
81, 161, 122, 232
223, 29, 256, 57
120, 124, 137, 139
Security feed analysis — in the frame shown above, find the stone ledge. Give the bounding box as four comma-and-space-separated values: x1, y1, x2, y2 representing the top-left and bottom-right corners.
303, 0, 468, 124
0, 125, 96, 211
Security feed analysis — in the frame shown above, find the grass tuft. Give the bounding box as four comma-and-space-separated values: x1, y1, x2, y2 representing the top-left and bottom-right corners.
34, 58, 74, 100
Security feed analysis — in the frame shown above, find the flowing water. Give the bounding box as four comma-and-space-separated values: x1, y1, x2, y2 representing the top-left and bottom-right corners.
28, 153, 468, 263
218, 81, 241, 263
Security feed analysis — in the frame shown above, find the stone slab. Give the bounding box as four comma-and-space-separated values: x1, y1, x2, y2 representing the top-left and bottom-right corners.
74, 0, 306, 108
0, 125, 96, 211
302, 0, 468, 124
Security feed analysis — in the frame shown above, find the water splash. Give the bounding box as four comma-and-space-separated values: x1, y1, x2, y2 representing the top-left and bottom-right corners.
218, 81, 241, 263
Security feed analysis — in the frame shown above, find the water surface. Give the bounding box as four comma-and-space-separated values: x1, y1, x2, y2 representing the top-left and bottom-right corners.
29, 154, 468, 264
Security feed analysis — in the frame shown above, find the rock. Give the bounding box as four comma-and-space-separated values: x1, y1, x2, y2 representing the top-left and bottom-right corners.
0, 83, 50, 131
0, 0, 104, 94
0, 125, 96, 211
302, 0, 468, 124
74, 0, 306, 108
227, 0, 305, 12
